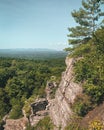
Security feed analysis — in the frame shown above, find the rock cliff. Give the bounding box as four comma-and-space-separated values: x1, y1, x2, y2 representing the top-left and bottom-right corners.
30, 98, 49, 126
4, 117, 28, 130
48, 57, 82, 129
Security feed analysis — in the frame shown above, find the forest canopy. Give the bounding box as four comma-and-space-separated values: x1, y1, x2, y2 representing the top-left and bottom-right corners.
0, 56, 66, 124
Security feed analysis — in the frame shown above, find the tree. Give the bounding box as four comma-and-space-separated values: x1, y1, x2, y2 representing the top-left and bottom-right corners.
68, 0, 104, 46
93, 27, 104, 53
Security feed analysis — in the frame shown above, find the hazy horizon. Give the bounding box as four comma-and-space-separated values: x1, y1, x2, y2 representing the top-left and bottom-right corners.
0, 47, 65, 51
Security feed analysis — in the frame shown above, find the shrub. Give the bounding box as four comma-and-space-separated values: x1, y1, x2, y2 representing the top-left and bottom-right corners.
88, 120, 104, 130
26, 124, 34, 130
72, 94, 91, 117
34, 116, 54, 130
9, 103, 23, 119
64, 116, 86, 130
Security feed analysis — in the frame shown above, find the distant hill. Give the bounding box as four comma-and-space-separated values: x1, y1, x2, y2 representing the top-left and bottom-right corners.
0, 48, 57, 52
0, 48, 68, 60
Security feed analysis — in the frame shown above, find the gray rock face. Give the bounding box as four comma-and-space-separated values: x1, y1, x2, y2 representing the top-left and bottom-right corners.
31, 98, 48, 115
4, 117, 28, 130
48, 57, 82, 129
30, 98, 49, 126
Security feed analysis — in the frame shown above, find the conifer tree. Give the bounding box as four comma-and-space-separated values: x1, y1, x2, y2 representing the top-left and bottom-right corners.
68, 0, 104, 46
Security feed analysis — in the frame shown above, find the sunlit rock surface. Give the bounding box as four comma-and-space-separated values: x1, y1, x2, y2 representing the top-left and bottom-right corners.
48, 57, 82, 130
4, 117, 28, 130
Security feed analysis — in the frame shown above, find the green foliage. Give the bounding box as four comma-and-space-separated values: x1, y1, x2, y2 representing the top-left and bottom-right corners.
26, 117, 54, 130
83, 83, 104, 104
23, 96, 36, 118
0, 57, 65, 121
67, 0, 104, 52
88, 120, 104, 130
74, 48, 104, 104
0, 68, 16, 88
0, 88, 11, 121
64, 124, 86, 130
69, 42, 92, 57
34, 116, 54, 130
72, 94, 91, 117
26, 124, 34, 130
93, 27, 104, 53
72, 28, 104, 117
9, 103, 23, 119
64, 116, 86, 130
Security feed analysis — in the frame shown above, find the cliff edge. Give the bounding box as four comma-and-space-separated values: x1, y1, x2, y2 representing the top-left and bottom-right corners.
48, 57, 82, 129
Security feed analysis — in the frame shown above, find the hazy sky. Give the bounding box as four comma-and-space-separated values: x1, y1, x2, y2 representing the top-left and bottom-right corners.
0, 0, 82, 50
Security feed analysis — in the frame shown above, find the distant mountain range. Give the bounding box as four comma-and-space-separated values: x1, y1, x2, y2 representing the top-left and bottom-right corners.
0, 48, 58, 52
0, 48, 68, 60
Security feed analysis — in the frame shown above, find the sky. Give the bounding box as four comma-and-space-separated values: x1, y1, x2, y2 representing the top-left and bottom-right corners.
0, 0, 82, 50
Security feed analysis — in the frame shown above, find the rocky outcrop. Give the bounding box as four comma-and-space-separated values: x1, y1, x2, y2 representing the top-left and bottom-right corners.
31, 98, 48, 115
29, 98, 49, 126
4, 99, 49, 130
46, 80, 58, 100
48, 57, 82, 129
4, 117, 28, 130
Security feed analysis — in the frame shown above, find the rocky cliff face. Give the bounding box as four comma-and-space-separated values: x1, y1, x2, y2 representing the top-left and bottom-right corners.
4, 117, 28, 130
48, 57, 82, 130
4, 98, 49, 130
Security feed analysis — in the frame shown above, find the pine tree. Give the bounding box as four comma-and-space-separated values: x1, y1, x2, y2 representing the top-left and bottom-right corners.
68, 0, 104, 46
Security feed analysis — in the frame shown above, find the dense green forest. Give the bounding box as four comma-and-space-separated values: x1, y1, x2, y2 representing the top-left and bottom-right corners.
0, 56, 66, 128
